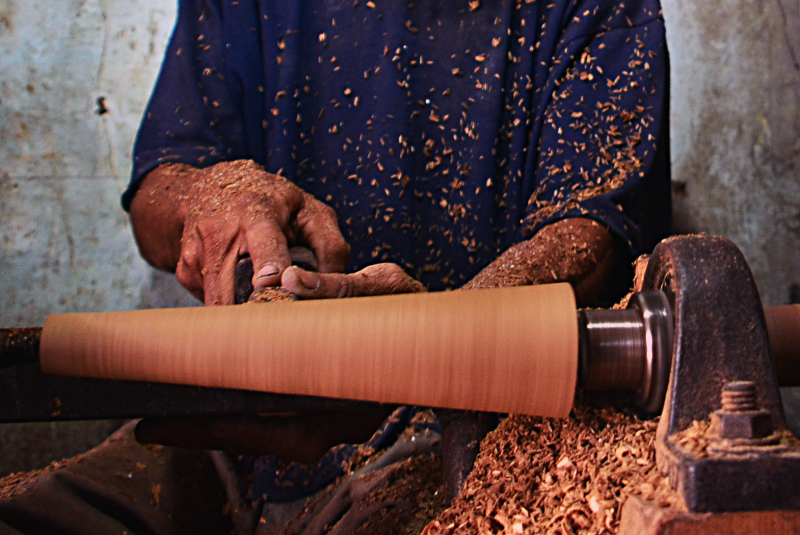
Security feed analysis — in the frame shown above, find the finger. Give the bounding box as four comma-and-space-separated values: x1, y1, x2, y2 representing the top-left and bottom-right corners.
295, 195, 350, 273
202, 246, 240, 306
281, 266, 327, 298
196, 219, 241, 306
176, 229, 205, 302
245, 218, 293, 288
282, 264, 423, 299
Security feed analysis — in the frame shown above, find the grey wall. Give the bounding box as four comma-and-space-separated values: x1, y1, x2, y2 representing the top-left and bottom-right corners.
0, 0, 195, 477
0, 0, 799, 476
663, 0, 800, 307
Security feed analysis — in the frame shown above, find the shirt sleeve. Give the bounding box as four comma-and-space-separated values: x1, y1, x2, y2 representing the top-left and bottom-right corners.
123, 0, 248, 210
519, 0, 671, 255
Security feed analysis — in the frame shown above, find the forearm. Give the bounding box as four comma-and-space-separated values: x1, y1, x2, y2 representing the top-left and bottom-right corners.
129, 164, 194, 272
463, 218, 618, 306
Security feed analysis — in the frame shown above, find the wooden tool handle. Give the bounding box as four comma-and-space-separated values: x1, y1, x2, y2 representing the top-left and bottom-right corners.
764, 305, 800, 386
39, 284, 579, 417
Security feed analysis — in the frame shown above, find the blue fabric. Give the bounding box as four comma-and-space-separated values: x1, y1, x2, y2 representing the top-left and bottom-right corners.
127, 0, 671, 291
251, 406, 430, 503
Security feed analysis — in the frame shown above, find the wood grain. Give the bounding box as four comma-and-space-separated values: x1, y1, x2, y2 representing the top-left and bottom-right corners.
40, 284, 578, 417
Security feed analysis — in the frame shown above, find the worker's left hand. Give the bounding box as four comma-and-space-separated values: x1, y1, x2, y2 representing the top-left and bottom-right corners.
281, 263, 424, 299
461, 218, 617, 307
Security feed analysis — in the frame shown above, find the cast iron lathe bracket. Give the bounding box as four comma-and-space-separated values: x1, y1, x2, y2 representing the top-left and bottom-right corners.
642, 235, 800, 512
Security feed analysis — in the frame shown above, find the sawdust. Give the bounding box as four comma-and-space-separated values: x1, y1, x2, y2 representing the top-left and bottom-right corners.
248, 286, 298, 303
668, 418, 800, 459
423, 396, 680, 535
0, 454, 84, 501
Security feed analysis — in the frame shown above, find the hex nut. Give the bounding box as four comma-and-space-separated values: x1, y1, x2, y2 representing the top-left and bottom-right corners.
711, 408, 773, 440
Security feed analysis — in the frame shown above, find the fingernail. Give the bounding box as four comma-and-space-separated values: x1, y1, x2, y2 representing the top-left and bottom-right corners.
256, 263, 280, 279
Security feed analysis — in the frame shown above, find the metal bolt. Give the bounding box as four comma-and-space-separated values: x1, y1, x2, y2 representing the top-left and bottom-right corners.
711, 381, 773, 440
720, 381, 758, 412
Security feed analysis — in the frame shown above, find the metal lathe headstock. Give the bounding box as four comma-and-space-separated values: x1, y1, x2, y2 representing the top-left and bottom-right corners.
597, 236, 800, 533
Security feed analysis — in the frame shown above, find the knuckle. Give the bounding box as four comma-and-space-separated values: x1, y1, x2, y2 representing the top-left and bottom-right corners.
316, 200, 338, 219
176, 262, 203, 297
337, 277, 355, 299
179, 243, 202, 271
276, 183, 303, 211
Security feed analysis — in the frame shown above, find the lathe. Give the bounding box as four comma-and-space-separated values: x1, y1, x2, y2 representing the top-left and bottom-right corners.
2, 234, 800, 534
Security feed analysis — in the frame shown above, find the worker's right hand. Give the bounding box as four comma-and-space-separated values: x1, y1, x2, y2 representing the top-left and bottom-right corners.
129, 160, 350, 305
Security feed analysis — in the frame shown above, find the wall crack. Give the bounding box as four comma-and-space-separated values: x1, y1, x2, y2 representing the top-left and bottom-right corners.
96, 0, 119, 181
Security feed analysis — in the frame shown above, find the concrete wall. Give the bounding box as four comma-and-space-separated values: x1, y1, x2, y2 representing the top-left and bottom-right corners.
663, 0, 800, 307
0, 0, 193, 325
0, 0, 194, 477
0, 0, 799, 475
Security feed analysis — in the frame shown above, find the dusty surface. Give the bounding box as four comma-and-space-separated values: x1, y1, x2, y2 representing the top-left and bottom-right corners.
273, 396, 680, 535
423, 395, 679, 535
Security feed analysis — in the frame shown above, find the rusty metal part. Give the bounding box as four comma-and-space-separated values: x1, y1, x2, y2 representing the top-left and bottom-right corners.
0, 328, 41, 367
640, 235, 800, 513
709, 381, 776, 442
579, 291, 673, 413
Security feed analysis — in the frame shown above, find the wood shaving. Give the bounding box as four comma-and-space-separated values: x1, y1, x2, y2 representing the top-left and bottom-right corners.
423, 396, 681, 535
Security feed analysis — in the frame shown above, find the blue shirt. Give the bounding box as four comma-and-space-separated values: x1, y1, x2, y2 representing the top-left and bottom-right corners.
127, 0, 672, 291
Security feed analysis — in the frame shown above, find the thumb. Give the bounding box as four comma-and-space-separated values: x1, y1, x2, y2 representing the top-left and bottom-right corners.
282, 264, 423, 299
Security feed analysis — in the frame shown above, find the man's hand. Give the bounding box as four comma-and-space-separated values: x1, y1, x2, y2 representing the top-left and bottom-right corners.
281, 263, 424, 299
129, 160, 350, 305
463, 218, 618, 306
271, 219, 612, 302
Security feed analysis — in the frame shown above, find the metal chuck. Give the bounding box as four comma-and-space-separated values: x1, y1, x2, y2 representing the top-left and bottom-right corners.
578, 291, 674, 413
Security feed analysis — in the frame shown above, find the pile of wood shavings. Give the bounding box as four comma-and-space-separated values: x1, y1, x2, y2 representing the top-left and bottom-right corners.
248, 286, 298, 303
423, 397, 680, 535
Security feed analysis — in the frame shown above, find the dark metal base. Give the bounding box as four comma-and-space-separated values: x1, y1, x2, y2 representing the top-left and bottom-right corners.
643, 236, 799, 513
0, 361, 382, 423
